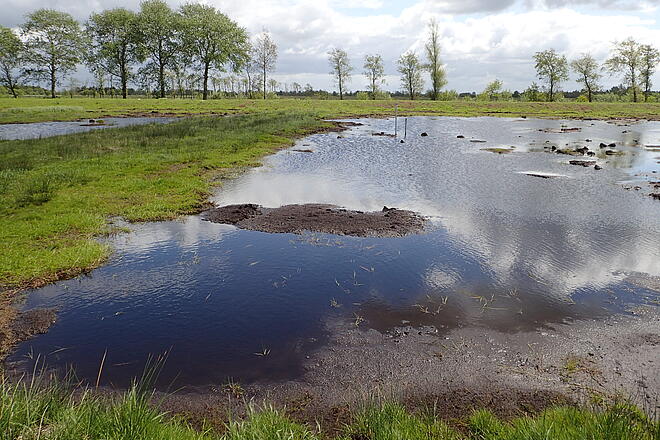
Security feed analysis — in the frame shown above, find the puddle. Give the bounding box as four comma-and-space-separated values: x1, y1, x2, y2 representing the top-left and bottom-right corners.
7, 117, 660, 389
0, 117, 177, 140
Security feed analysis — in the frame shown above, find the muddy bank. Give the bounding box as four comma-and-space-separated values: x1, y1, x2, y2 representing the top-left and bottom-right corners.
158, 307, 659, 432
0, 306, 56, 359
203, 204, 426, 237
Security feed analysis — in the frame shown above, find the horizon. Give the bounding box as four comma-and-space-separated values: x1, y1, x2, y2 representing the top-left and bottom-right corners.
2, 0, 660, 94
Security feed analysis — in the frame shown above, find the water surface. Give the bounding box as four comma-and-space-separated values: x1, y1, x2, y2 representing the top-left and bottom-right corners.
9, 117, 660, 389
0, 117, 177, 140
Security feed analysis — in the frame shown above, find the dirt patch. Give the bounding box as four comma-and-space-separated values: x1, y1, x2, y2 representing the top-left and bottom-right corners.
539, 127, 582, 133
521, 171, 565, 179
482, 147, 514, 154
155, 308, 658, 433
204, 204, 427, 237
0, 305, 56, 359
569, 160, 597, 167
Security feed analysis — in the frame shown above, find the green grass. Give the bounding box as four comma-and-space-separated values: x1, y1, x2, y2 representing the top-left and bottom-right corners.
0, 376, 213, 440
1, 377, 657, 440
1, 97, 659, 124
0, 112, 332, 291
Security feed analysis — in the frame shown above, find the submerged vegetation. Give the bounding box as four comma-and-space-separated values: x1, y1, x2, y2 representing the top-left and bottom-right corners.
1, 376, 658, 440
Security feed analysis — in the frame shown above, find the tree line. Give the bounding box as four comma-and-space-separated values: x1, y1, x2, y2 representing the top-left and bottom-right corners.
0, 0, 279, 100
1, 4, 658, 102
532, 40, 659, 103
328, 19, 445, 101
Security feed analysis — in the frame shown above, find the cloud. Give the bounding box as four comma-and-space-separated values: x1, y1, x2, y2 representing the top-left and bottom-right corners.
2, 0, 659, 92
531, 0, 658, 10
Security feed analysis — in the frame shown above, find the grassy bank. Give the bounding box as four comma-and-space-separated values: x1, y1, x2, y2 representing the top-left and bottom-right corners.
1, 97, 660, 123
1, 377, 657, 440
0, 112, 333, 291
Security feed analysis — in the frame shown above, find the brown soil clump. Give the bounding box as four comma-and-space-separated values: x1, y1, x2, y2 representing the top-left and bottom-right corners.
204, 204, 426, 237
0, 305, 56, 359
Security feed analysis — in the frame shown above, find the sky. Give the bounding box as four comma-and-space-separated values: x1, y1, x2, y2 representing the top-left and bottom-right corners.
2, 0, 660, 93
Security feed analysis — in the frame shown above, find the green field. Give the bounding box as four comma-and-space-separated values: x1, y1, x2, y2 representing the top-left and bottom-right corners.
1, 97, 659, 292
1, 97, 660, 124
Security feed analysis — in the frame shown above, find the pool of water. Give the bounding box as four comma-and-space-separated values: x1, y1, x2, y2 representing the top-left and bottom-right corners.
8, 117, 660, 389
0, 117, 177, 140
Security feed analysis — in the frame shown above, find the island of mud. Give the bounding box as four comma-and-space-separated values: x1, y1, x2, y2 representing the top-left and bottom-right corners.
203, 204, 427, 237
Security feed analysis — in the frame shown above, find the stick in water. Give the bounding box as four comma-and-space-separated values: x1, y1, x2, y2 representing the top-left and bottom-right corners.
96, 349, 107, 388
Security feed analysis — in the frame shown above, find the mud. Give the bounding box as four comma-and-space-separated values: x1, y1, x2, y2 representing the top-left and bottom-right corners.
0, 306, 56, 358
204, 204, 427, 237
158, 307, 659, 431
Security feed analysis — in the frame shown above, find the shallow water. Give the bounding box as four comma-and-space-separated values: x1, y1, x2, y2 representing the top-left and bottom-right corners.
0, 117, 177, 140
8, 117, 660, 389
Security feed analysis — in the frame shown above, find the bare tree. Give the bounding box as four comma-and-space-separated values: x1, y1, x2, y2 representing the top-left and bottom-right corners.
570, 54, 601, 102
397, 51, 424, 100
605, 38, 643, 102
639, 44, 660, 102
533, 49, 568, 102
268, 78, 278, 93
425, 18, 446, 101
242, 52, 259, 98
328, 48, 352, 100
252, 30, 277, 99
292, 82, 302, 94
363, 54, 385, 99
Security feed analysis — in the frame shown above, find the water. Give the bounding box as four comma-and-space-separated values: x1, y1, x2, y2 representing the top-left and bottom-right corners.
8, 117, 660, 389
0, 117, 177, 140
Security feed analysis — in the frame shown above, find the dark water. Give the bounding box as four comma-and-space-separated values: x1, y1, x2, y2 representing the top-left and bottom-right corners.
0, 117, 177, 140
8, 117, 660, 389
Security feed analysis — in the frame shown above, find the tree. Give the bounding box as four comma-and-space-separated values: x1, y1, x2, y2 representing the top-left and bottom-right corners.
639, 44, 660, 102
533, 49, 568, 102
86, 8, 142, 99
291, 82, 302, 94
397, 51, 424, 100
523, 82, 543, 102
605, 38, 643, 103
179, 3, 249, 100
328, 48, 352, 100
363, 54, 385, 99
268, 78, 278, 93
242, 54, 259, 99
252, 31, 277, 100
0, 26, 24, 98
570, 54, 601, 102
425, 18, 447, 101
138, 0, 179, 98
480, 79, 503, 101
21, 9, 84, 98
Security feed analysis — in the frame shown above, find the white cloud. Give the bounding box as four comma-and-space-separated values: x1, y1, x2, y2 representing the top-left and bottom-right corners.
2, 0, 659, 92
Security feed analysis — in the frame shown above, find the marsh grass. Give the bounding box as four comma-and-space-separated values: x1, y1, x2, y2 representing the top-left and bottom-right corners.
1, 97, 659, 124
0, 105, 86, 123
2, 378, 657, 440
0, 112, 331, 290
